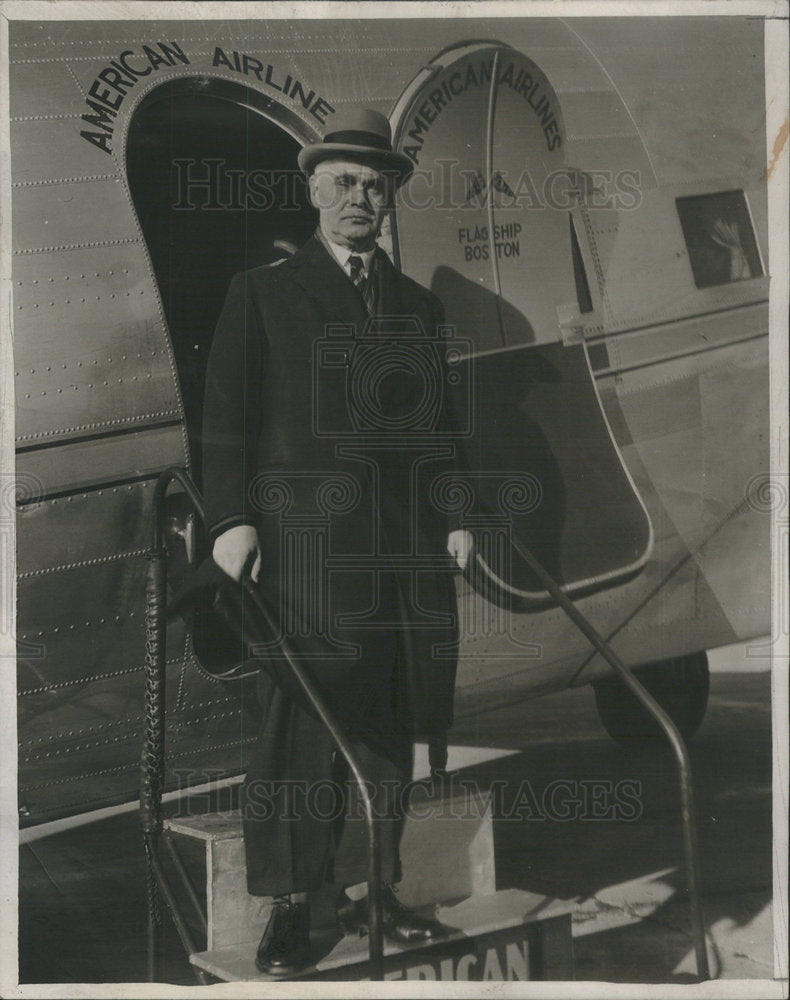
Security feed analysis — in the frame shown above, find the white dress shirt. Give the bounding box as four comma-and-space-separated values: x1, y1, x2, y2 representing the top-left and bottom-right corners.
321, 231, 376, 279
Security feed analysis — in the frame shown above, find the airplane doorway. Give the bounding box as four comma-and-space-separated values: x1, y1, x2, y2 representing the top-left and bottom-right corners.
126, 82, 318, 486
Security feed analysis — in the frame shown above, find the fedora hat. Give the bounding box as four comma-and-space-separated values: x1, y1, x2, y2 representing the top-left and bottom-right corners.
298, 108, 414, 185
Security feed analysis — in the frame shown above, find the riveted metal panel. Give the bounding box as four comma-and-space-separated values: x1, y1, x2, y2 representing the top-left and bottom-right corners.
9, 59, 88, 120
18, 732, 147, 815
14, 372, 180, 445
18, 556, 147, 637
17, 581, 190, 724
16, 479, 154, 576
13, 245, 183, 444
17, 643, 193, 812
10, 21, 159, 50
17, 573, 149, 693
12, 176, 138, 253
9, 22, 52, 47
18, 664, 240, 756
19, 715, 145, 766
14, 352, 181, 446
17, 423, 184, 497
17, 668, 253, 825
10, 116, 117, 185
13, 242, 161, 362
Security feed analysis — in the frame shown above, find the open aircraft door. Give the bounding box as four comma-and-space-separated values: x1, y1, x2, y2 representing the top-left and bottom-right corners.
390, 41, 653, 608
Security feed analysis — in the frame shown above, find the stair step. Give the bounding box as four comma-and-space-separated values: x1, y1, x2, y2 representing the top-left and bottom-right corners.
165, 782, 495, 950
190, 889, 575, 982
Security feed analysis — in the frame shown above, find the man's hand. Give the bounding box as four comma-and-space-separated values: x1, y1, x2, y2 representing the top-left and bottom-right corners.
447, 529, 474, 571
212, 524, 261, 583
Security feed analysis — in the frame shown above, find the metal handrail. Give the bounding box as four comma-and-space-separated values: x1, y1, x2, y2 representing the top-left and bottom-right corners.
140, 467, 384, 982
142, 467, 711, 982
500, 538, 710, 981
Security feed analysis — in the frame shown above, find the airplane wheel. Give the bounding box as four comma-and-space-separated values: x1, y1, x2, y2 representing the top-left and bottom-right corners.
592, 651, 710, 746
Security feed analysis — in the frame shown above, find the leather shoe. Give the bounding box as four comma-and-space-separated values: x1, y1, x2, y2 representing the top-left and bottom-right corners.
336, 884, 446, 944
255, 897, 311, 976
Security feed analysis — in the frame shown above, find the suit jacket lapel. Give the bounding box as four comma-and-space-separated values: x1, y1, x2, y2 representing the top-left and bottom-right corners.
286, 234, 428, 333
286, 234, 369, 329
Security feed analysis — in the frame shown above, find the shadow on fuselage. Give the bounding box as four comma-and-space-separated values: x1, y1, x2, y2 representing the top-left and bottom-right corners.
430, 265, 651, 611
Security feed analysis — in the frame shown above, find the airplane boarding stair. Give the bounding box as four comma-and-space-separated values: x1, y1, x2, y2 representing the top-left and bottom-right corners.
142, 469, 578, 982
161, 790, 574, 982
141, 468, 708, 983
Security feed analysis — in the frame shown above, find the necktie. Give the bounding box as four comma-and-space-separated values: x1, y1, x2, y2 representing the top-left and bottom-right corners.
347, 254, 376, 315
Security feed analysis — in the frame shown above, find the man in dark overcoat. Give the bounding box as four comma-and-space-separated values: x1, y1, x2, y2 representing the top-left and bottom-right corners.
202, 107, 472, 975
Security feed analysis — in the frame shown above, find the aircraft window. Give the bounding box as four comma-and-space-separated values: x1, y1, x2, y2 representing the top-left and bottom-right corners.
675, 190, 762, 289
126, 86, 317, 486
